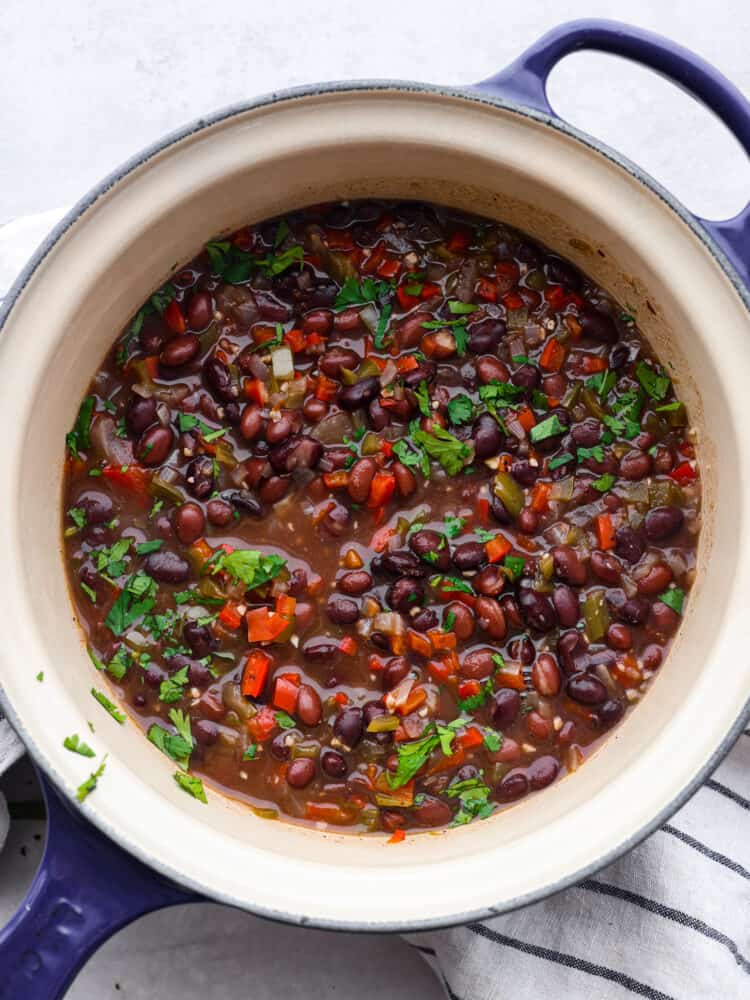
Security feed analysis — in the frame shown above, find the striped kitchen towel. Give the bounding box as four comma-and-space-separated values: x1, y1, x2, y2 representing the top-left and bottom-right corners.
409, 730, 749, 1000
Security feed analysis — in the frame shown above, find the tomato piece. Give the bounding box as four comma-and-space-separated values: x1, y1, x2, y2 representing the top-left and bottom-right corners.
407, 630, 433, 658
502, 292, 525, 310
275, 594, 297, 617
244, 378, 269, 405
242, 650, 273, 698
544, 285, 567, 311
164, 299, 186, 334
458, 727, 484, 749
246, 607, 293, 643
101, 463, 150, 503
475, 277, 497, 302
580, 354, 608, 374
485, 535, 512, 562
377, 258, 401, 279
272, 674, 300, 714
388, 829, 406, 844
396, 286, 420, 311
339, 636, 358, 656
596, 513, 616, 551
314, 374, 339, 402
396, 355, 419, 373
670, 461, 696, 484
283, 328, 306, 353
247, 704, 277, 742
419, 282, 441, 299
516, 406, 536, 432
447, 229, 471, 252
361, 241, 386, 274
427, 659, 455, 684
323, 470, 350, 490
476, 497, 490, 526
219, 601, 244, 629
367, 471, 396, 509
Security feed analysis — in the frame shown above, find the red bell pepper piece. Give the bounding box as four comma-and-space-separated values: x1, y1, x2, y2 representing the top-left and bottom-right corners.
596, 513, 616, 551
219, 601, 244, 630
377, 258, 401, 279
670, 461, 696, 485
539, 337, 566, 372
241, 650, 273, 698
101, 463, 150, 503
544, 285, 566, 311
447, 229, 471, 252
396, 286, 420, 311
339, 636, 358, 656
475, 277, 497, 302
247, 704, 277, 742
485, 535, 512, 563
244, 378, 269, 405
283, 328, 306, 353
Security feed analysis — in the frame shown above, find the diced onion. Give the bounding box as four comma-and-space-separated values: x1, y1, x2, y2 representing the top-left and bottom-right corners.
271, 346, 294, 381
359, 303, 380, 334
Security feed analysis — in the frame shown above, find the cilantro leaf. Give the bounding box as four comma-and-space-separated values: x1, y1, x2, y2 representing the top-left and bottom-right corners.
68, 507, 87, 530
393, 439, 430, 478
529, 413, 565, 444
658, 587, 685, 615
91, 688, 126, 724
483, 729, 503, 752
478, 381, 525, 407
586, 369, 616, 399
105, 571, 157, 635
444, 516, 466, 539
334, 276, 391, 311
457, 675, 495, 712
414, 380, 431, 417
275, 711, 296, 730
592, 473, 616, 493
374, 303, 393, 350
243, 744, 258, 761
211, 549, 287, 590
66, 395, 96, 457
136, 539, 163, 556
412, 426, 472, 476
76, 757, 107, 802
173, 771, 207, 803
636, 361, 671, 400
453, 324, 469, 356
448, 301, 478, 315
447, 393, 474, 426
445, 775, 494, 826
503, 555, 525, 581
64, 733, 96, 758
159, 666, 190, 704
549, 451, 574, 471
429, 574, 474, 595
577, 445, 604, 463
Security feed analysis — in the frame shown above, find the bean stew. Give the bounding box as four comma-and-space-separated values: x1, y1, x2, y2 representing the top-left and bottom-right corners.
62, 200, 700, 834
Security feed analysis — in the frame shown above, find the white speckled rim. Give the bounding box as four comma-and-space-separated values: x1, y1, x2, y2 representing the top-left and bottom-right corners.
1, 81, 749, 933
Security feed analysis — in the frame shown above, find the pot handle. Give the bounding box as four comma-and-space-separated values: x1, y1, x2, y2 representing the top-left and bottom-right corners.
475, 18, 750, 284
0, 773, 197, 1000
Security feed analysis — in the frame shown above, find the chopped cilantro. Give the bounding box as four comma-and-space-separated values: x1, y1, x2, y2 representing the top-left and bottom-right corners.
149, 499, 164, 520
36, 671, 44, 682
474, 527, 495, 543
444, 516, 466, 538
447, 393, 474, 426
76, 757, 107, 803
105, 571, 156, 635
658, 587, 685, 615
243, 744, 258, 761
393, 439, 429, 478
136, 539, 163, 556
68, 507, 87, 530
159, 666, 190, 704
148, 709, 193, 769
483, 729, 503, 752
80, 582, 97, 603
503, 555, 525, 581
386, 718, 464, 789
66, 395, 95, 457
64, 734, 96, 758
592, 473, 616, 493
374, 303, 393, 350
334, 276, 391, 311
92, 537, 132, 579
512, 354, 536, 366
529, 413, 565, 444
173, 771, 207, 803
445, 774, 494, 826
275, 711, 296, 730
106, 646, 131, 681
586, 369, 616, 399
453, 324, 469, 356
577, 445, 604, 463
478, 381, 525, 406
531, 390, 550, 411
448, 301, 478, 315
274, 218, 290, 247
87, 647, 106, 671
457, 675, 495, 712
211, 549, 287, 590
443, 611, 456, 632
412, 426, 472, 476
91, 688, 126, 724
414, 380, 431, 417
635, 361, 671, 400
549, 452, 574, 471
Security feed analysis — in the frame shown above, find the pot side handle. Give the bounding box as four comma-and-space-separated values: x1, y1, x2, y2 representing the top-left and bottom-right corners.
0, 773, 197, 1000
475, 18, 750, 285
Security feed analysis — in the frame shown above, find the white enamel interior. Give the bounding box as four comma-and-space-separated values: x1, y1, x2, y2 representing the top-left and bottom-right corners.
0, 88, 748, 929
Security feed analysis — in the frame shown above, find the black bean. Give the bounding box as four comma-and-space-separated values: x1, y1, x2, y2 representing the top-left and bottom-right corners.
287, 758, 316, 789
580, 307, 618, 344
620, 596, 650, 626
173, 501, 205, 545
527, 755, 560, 790
410, 607, 439, 632
144, 550, 190, 583
567, 672, 608, 705
387, 577, 425, 613
268, 434, 323, 473
270, 732, 292, 761
321, 748, 348, 778
185, 456, 215, 499
203, 356, 238, 402
161, 333, 200, 367
570, 418, 601, 448
138, 425, 174, 466
368, 398, 391, 431
510, 459, 538, 487
326, 596, 360, 625
194, 720, 218, 746
473, 565, 505, 596
552, 585, 580, 628
557, 629, 587, 674
402, 362, 436, 389
490, 493, 513, 524
452, 541, 486, 572
188, 662, 211, 687
126, 394, 157, 434
319, 347, 361, 378
511, 363, 540, 390
497, 771, 529, 801
222, 489, 263, 517
552, 545, 586, 586
590, 550, 622, 585
303, 638, 339, 662
77, 490, 114, 525
545, 256, 581, 290
492, 689, 521, 727
644, 505, 684, 541
409, 530, 451, 571
333, 707, 363, 751
375, 550, 427, 578
337, 376, 381, 411
183, 620, 217, 658
615, 526, 644, 564
467, 318, 505, 354
472, 412, 504, 458
519, 588, 557, 632
338, 570, 373, 596
598, 699, 625, 729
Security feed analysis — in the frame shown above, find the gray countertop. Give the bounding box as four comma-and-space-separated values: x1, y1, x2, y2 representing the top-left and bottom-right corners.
0, 1, 748, 996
